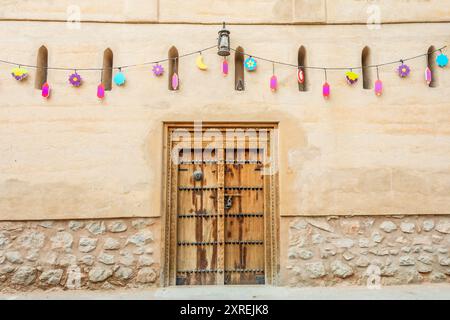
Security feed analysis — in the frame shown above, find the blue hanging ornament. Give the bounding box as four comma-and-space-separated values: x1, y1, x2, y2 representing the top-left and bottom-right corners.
436, 52, 448, 68
244, 57, 257, 71
114, 68, 126, 86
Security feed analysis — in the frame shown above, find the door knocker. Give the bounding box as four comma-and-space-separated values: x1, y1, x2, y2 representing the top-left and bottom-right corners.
225, 196, 233, 210
193, 170, 203, 181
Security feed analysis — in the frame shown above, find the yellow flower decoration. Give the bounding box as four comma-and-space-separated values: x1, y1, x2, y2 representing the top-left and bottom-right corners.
11, 67, 29, 81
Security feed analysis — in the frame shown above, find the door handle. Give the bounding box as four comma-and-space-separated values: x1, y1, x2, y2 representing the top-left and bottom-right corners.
224, 194, 241, 210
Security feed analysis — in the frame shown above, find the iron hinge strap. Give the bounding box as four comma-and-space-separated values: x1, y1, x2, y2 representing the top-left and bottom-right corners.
178, 186, 218, 191
177, 213, 264, 218
177, 240, 263, 246
224, 186, 263, 190
178, 160, 262, 164
178, 186, 262, 191
177, 269, 264, 274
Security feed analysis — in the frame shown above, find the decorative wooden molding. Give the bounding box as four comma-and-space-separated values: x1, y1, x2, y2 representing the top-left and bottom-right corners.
161, 122, 279, 286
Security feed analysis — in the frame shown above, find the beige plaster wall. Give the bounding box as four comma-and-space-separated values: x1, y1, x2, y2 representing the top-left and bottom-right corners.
0, 22, 449, 220
0, 0, 449, 24
0, 0, 159, 22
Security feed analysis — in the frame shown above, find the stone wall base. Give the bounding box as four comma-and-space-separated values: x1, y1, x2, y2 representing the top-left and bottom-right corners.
0, 218, 160, 291
284, 216, 450, 287
1, 215, 449, 291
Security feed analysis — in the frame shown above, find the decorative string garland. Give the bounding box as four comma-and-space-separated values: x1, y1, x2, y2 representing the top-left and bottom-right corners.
0, 44, 447, 99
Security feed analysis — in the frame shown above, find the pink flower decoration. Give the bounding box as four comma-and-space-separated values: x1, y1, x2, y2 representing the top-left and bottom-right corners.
152, 64, 164, 76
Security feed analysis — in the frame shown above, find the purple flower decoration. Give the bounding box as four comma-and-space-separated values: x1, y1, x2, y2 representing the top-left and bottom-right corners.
152, 64, 164, 76
397, 64, 410, 78
69, 72, 82, 87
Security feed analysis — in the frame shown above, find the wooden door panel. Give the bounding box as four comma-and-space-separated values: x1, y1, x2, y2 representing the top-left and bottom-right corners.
225, 272, 265, 285
241, 163, 263, 181
240, 190, 264, 213
225, 164, 241, 187
177, 218, 196, 242
178, 163, 194, 185
202, 189, 218, 214
176, 245, 198, 270
224, 243, 265, 285
225, 216, 264, 241
177, 191, 196, 214
223, 148, 265, 285
173, 140, 271, 286
225, 244, 264, 269
176, 150, 219, 285
202, 163, 217, 187
182, 273, 217, 286
177, 216, 217, 243
244, 245, 265, 269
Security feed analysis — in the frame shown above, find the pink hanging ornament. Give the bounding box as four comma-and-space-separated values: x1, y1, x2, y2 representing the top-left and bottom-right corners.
171, 73, 179, 90
270, 75, 278, 92
270, 63, 278, 92
322, 82, 330, 99
222, 58, 229, 76
425, 67, 432, 85
375, 80, 383, 96
41, 82, 50, 99
374, 67, 383, 97
97, 83, 105, 99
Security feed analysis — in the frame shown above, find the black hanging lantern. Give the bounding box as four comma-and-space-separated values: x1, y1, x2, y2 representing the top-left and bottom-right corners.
217, 22, 230, 56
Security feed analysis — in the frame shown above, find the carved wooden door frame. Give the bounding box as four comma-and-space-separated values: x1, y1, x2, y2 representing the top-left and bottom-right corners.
160, 122, 279, 286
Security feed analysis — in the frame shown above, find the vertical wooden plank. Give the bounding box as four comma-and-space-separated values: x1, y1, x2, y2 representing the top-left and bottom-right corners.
194, 160, 203, 285
202, 161, 218, 284
224, 149, 239, 284
199, 158, 218, 284
169, 141, 179, 285
162, 127, 172, 286
270, 166, 279, 285
264, 143, 274, 285
216, 157, 225, 284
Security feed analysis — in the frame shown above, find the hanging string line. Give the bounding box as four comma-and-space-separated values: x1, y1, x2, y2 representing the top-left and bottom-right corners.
231, 45, 447, 71
0, 44, 446, 72
0, 45, 218, 71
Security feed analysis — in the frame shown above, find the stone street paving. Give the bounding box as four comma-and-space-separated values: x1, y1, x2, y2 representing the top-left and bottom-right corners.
0, 284, 449, 300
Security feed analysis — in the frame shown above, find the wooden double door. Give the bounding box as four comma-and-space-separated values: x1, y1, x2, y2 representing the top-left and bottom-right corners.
164, 124, 278, 286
